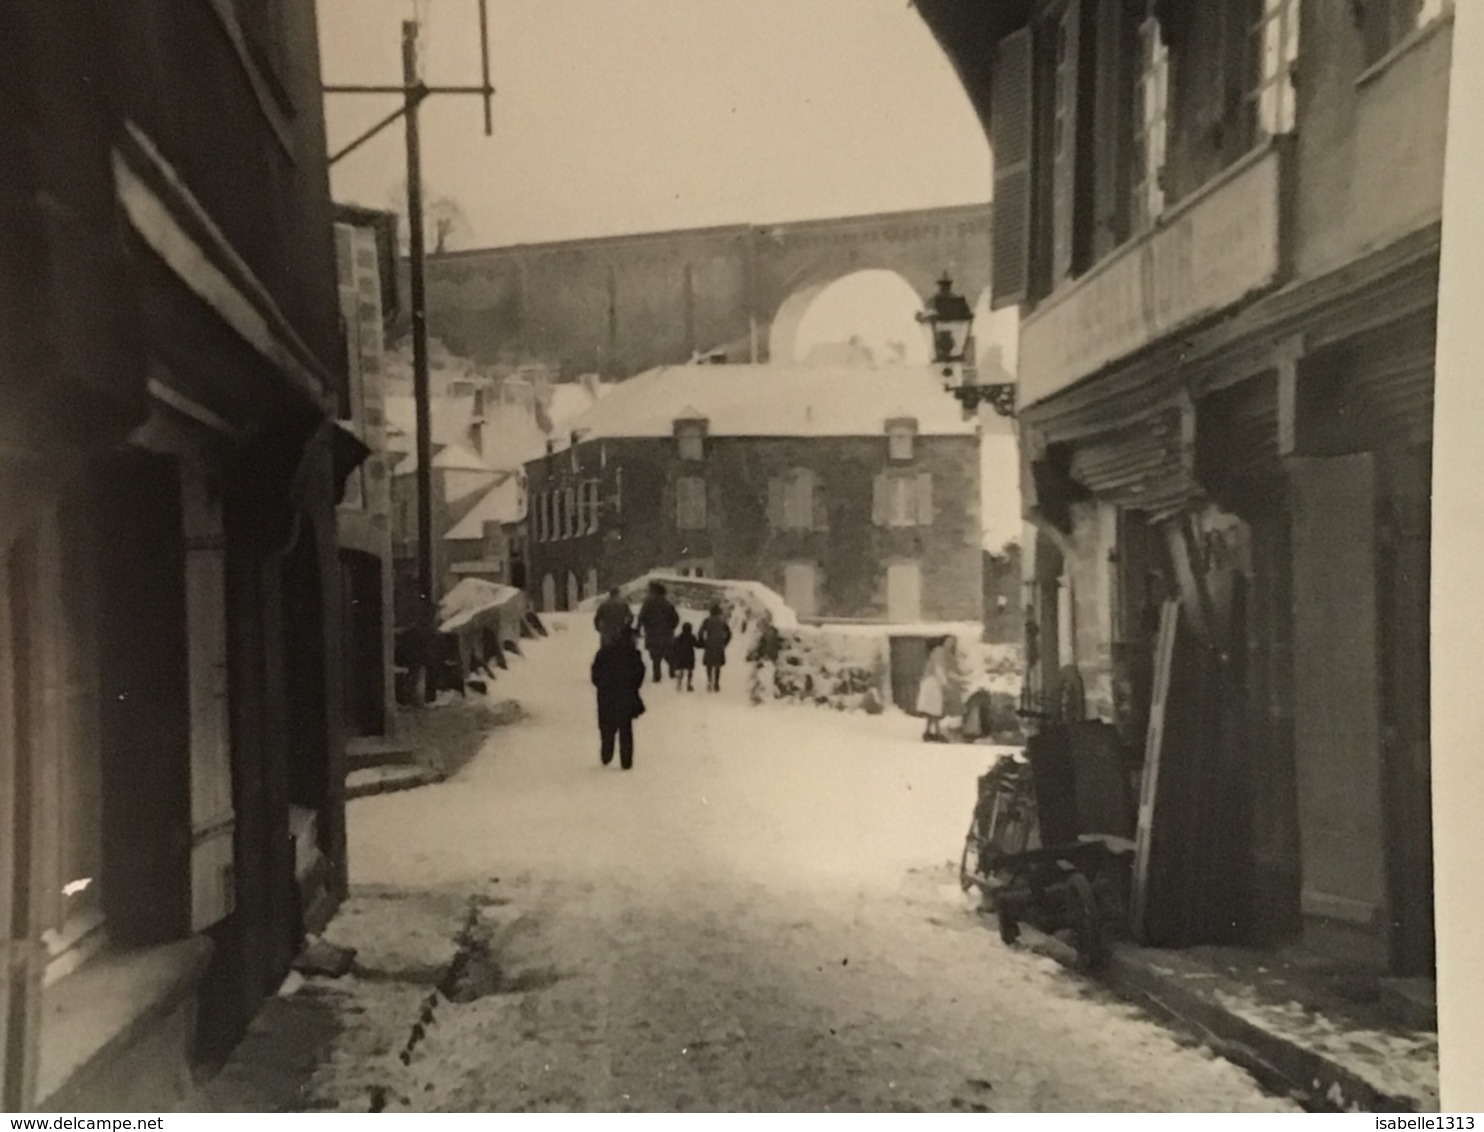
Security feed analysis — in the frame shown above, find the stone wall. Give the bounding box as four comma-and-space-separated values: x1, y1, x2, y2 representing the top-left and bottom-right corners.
418, 204, 991, 379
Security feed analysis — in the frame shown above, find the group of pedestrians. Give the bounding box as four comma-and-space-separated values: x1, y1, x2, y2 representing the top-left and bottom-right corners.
588, 582, 733, 769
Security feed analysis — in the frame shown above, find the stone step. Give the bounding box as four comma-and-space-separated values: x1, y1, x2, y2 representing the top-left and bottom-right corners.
346, 764, 444, 801
1380, 977, 1438, 1032
345, 736, 420, 772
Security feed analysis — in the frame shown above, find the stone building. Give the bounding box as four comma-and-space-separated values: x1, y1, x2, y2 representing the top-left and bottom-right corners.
523, 365, 985, 624
1, 0, 357, 1110
920, 0, 1450, 976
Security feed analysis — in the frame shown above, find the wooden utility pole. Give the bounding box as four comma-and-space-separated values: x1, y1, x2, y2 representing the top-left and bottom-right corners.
324, 2, 494, 703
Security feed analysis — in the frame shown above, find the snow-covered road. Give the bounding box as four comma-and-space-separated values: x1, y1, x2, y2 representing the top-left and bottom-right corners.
280, 616, 1299, 1112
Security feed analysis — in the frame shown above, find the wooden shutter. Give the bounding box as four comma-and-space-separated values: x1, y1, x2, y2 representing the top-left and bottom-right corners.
766, 476, 785, 530
811, 476, 829, 533
915, 473, 935, 527
871, 473, 889, 527
181, 467, 234, 932
1290, 454, 1387, 955
991, 27, 1035, 309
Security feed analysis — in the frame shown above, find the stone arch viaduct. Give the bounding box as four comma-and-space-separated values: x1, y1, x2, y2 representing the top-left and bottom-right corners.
417, 202, 991, 379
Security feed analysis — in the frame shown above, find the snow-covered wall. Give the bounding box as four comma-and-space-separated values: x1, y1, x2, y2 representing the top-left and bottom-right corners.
748, 626, 890, 712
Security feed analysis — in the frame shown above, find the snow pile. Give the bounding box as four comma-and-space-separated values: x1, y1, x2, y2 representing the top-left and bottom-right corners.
747, 625, 1025, 734
748, 625, 889, 712
955, 640, 1023, 695
577, 571, 797, 631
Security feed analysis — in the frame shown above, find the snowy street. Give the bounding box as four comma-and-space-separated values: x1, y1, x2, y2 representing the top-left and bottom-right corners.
222, 616, 1297, 1113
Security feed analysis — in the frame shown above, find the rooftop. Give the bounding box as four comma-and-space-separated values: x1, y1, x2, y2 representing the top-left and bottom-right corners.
445, 475, 525, 540
556, 364, 981, 444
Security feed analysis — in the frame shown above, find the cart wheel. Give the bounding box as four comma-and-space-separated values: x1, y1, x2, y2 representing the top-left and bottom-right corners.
1068, 873, 1107, 971
997, 904, 1020, 945
959, 824, 978, 893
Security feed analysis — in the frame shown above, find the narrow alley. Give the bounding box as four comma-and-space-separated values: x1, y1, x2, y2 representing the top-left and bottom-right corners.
202, 616, 1297, 1113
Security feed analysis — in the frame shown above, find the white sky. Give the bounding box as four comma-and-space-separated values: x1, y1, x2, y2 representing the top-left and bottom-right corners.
318, 1, 1020, 548
318, 0, 991, 246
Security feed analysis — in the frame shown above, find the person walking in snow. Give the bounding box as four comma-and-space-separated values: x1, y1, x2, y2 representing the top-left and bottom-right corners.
594, 586, 632, 647
636, 581, 680, 684
670, 623, 698, 691
916, 638, 951, 743
697, 604, 732, 692
591, 626, 647, 770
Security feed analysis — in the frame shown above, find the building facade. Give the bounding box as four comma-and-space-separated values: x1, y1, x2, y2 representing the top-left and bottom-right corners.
1, 0, 354, 1109
523, 366, 985, 624
921, 0, 1450, 975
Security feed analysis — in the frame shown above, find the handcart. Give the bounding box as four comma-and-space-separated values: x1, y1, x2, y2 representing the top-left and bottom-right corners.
959, 714, 1137, 971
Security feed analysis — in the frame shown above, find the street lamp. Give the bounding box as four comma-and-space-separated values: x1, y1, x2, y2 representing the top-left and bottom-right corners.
917, 273, 1016, 418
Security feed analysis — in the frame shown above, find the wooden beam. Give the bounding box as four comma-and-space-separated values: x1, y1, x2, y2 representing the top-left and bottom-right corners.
112, 125, 334, 416
1275, 335, 1305, 457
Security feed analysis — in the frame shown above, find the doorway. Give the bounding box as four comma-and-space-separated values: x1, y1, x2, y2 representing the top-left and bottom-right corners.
340, 550, 386, 738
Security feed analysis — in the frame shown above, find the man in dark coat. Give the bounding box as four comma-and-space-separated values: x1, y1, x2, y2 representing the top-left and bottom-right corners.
593, 587, 632, 646
635, 581, 680, 683
591, 627, 647, 770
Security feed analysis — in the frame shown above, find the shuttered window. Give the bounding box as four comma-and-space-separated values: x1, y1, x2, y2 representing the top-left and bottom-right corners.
676, 477, 707, 530
991, 28, 1035, 309
677, 426, 705, 461
782, 468, 815, 531
874, 473, 934, 528
180, 466, 234, 932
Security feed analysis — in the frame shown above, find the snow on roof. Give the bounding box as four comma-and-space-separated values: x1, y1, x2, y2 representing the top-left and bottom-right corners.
384, 394, 476, 447
432, 442, 492, 472
477, 404, 550, 471
547, 382, 601, 427
559, 365, 978, 441
445, 476, 524, 540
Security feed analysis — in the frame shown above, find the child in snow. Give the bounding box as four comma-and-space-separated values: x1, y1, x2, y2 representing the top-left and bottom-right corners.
916, 639, 951, 743
697, 604, 733, 692
670, 623, 698, 691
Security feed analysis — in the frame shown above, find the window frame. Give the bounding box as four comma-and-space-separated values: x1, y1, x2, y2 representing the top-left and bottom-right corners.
886, 475, 917, 529
887, 426, 916, 463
